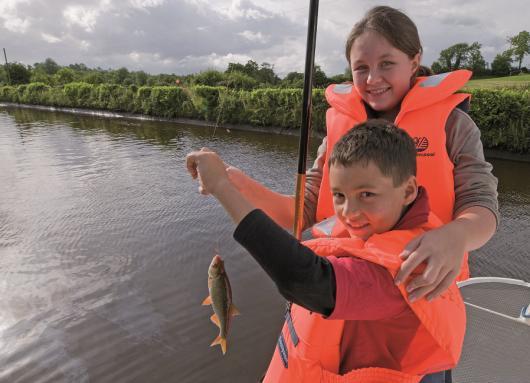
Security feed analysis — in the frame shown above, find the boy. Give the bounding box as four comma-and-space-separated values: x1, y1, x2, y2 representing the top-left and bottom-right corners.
186, 119, 465, 383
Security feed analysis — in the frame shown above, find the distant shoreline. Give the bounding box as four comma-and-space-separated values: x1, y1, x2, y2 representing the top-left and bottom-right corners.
2, 102, 529, 163
0, 101, 307, 137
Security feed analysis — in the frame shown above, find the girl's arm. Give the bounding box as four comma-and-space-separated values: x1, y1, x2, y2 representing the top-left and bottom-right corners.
226, 136, 327, 229
224, 167, 296, 228
395, 109, 499, 301
395, 206, 496, 302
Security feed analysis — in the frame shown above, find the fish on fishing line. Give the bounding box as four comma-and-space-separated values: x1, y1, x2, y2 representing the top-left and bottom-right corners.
202, 254, 240, 355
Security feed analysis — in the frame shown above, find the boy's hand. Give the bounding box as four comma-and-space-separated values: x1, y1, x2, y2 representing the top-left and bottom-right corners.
394, 224, 465, 302
186, 148, 230, 196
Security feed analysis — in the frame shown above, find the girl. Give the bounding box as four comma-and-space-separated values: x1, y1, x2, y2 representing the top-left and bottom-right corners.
226, 4, 498, 304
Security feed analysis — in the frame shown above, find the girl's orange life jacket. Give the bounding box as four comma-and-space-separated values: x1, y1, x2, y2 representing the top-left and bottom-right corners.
316, 70, 472, 227
263, 213, 467, 383
316, 70, 471, 282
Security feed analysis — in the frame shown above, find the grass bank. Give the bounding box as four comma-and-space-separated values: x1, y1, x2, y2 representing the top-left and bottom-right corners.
465, 74, 530, 90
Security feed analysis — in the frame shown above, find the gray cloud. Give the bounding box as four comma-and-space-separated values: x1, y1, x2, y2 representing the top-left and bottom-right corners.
0, 0, 528, 76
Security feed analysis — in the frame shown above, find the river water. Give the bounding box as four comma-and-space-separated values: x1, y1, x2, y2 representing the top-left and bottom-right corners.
0, 106, 528, 383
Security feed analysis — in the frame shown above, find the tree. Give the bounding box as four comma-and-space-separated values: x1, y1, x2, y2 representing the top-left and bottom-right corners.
281, 71, 304, 88
257, 62, 280, 85
432, 42, 485, 72
430, 61, 444, 74
68, 63, 89, 72
221, 71, 258, 90
30, 70, 52, 84
193, 69, 225, 86
0, 65, 11, 85
508, 30, 530, 71
82, 71, 105, 84
33, 58, 60, 75
313, 65, 329, 88
226, 62, 246, 74
7, 62, 31, 84
491, 51, 513, 76
111, 67, 130, 84
243, 60, 259, 78
328, 67, 352, 84
226, 60, 280, 85
53, 67, 76, 85
438, 43, 469, 71
467, 43, 487, 75
134, 70, 148, 86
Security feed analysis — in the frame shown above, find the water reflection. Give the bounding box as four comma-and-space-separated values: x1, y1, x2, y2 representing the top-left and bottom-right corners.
0, 105, 528, 383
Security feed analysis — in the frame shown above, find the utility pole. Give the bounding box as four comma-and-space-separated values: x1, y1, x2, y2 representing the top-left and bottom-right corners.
3, 48, 11, 85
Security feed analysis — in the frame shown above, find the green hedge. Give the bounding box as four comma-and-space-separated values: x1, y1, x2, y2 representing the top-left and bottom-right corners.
0, 82, 528, 152
468, 89, 530, 153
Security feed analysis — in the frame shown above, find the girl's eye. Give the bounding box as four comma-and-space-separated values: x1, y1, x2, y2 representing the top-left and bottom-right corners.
333, 192, 345, 201
360, 191, 375, 198
381, 61, 394, 68
354, 65, 368, 72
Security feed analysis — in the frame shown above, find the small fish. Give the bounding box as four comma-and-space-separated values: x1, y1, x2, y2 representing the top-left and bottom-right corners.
202, 254, 240, 355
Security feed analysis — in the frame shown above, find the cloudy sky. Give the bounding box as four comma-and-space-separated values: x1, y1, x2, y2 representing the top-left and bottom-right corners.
1, 0, 528, 77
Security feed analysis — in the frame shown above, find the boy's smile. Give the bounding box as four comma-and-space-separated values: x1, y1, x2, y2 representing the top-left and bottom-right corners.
329, 161, 417, 241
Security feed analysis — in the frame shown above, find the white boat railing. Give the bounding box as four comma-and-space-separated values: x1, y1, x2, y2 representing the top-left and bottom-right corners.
454, 277, 530, 383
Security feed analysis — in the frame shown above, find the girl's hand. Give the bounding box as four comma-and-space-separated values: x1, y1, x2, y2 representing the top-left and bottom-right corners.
225, 166, 246, 191
394, 224, 466, 302
186, 148, 230, 195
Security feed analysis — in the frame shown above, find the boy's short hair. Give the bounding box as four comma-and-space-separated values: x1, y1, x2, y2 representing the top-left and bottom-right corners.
329, 119, 417, 186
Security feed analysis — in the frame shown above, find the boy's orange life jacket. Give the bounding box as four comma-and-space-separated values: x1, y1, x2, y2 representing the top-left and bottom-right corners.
263, 213, 467, 383
316, 70, 472, 227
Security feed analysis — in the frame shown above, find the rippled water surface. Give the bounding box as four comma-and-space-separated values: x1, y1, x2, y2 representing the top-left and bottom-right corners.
0, 106, 528, 382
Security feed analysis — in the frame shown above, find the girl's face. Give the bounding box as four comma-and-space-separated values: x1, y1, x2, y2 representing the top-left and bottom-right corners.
349, 30, 420, 112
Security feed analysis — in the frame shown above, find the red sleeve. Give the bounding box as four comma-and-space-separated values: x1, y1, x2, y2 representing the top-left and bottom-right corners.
326, 256, 411, 320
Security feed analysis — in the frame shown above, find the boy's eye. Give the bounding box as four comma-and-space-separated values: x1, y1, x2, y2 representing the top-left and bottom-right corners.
333, 192, 345, 201
360, 191, 375, 198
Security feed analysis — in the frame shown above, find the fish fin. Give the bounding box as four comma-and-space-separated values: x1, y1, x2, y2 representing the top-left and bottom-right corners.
202, 295, 212, 306
229, 304, 241, 316
210, 336, 227, 355
210, 313, 221, 328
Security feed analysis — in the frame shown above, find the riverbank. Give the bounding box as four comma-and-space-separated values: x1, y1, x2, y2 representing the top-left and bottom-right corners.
0, 102, 317, 137
0, 102, 304, 137
1, 82, 529, 153
2, 101, 530, 162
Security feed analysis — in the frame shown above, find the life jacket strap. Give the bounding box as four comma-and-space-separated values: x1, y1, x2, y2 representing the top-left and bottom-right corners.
277, 333, 289, 368
285, 308, 299, 347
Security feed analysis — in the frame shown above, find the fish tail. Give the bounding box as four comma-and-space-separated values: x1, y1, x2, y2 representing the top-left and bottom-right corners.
210, 335, 227, 355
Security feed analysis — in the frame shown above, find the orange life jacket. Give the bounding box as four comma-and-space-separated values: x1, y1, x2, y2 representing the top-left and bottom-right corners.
316, 70, 472, 227
263, 213, 466, 383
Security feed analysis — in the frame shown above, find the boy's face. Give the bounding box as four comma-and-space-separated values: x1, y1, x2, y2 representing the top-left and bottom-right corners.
329, 161, 417, 240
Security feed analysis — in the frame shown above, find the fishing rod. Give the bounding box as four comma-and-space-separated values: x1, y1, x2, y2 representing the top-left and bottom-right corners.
293, 0, 319, 239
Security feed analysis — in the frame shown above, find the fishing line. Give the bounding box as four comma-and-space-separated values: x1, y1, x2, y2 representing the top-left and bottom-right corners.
211, 77, 232, 138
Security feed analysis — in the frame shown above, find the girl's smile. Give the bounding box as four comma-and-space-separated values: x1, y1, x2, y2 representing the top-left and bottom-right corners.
349, 30, 420, 113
